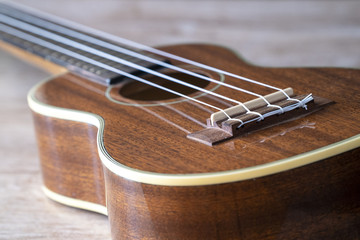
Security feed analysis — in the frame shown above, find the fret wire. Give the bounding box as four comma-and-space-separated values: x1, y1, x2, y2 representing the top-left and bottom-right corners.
0, 22, 313, 127
0, 3, 284, 110
0, 2, 294, 101
2, 1, 308, 114
0, 3, 313, 125
0, 23, 230, 115
2, 2, 307, 116
1, 13, 271, 119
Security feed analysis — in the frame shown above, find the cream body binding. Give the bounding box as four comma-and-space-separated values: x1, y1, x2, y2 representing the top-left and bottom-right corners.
42, 186, 108, 215
28, 77, 360, 188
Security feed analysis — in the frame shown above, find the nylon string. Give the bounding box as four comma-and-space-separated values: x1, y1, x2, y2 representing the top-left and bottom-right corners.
1, 2, 295, 101
0, 23, 240, 124
0, 5, 285, 113
0, 5, 314, 126
0, 14, 267, 120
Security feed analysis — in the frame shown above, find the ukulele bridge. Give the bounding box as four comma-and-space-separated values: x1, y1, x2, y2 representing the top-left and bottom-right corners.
187, 89, 333, 146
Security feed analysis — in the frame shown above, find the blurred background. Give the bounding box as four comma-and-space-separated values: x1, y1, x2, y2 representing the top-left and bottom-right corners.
0, 1, 359, 239
4, 0, 360, 67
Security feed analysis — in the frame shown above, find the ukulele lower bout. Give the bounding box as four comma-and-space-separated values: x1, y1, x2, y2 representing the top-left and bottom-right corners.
26, 40, 360, 240
28, 60, 360, 239
30, 97, 360, 240
31, 104, 360, 239
1, 2, 359, 239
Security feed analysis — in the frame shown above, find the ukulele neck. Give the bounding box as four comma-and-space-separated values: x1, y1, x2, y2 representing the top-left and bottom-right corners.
0, 2, 166, 85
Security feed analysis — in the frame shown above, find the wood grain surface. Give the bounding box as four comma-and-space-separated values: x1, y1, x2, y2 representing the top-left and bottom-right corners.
31, 47, 360, 174
103, 149, 360, 239
1, 1, 359, 239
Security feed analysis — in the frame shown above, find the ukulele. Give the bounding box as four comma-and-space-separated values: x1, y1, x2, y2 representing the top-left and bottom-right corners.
1, 2, 359, 240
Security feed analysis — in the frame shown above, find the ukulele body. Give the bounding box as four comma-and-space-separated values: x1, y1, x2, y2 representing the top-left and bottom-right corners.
28, 44, 360, 239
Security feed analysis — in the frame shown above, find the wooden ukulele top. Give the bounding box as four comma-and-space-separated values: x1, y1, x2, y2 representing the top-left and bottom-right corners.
28, 43, 360, 183
1, 2, 359, 185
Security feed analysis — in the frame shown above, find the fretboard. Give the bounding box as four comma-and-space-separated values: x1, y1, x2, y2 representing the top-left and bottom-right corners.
0, 3, 165, 85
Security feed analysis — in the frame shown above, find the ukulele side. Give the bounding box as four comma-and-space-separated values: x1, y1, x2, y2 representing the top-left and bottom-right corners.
29, 86, 360, 239
27, 43, 360, 239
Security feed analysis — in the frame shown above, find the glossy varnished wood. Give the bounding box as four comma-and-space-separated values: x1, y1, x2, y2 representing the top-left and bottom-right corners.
29, 44, 360, 239
1, 1, 360, 239
32, 105, 360, 239
105, 148, 360, 239
33, 112, 106, 206
32, 44, 360, 174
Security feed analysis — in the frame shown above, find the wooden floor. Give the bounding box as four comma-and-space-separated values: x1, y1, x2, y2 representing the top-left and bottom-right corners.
0, 0, 359, 239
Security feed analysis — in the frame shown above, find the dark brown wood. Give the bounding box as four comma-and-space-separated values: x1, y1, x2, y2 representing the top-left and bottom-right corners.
27, 43, 360, 239
105, 148, 360, 240
32, 44, 360, 174
32, 103, 360, 239
1, 1, 359, 239
33, 112, 106, 206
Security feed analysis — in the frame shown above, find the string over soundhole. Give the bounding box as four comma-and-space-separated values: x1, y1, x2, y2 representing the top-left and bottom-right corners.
119, 71, 210, 102
105, 67, 224, 107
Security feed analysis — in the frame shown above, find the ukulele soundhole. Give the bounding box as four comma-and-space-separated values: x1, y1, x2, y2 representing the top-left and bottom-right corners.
119, 71, 210, 101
